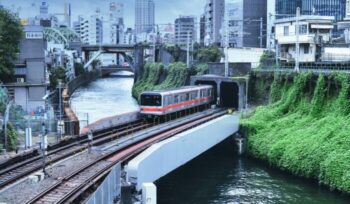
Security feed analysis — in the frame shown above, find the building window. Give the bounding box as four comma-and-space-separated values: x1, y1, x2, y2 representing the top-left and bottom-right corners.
299, 24, 307, 35
284, 26, 289, 36
304, 45, 309, 54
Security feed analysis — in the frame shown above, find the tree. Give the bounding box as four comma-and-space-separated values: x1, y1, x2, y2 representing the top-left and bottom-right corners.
197, 46, 222, 63
165, 45, 182, 62
0, 85, 8, 113
91, 59, 101, 70
258, 51, 276, 69
74, 62, 86, 77
0, 9, 23, 82
49, 67, 67, 90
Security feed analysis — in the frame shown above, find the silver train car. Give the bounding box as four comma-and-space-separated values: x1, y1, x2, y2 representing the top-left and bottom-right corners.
140, 85, 214, 116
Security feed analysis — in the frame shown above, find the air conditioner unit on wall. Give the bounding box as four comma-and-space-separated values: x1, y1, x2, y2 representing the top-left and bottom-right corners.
17, 78, 25, 83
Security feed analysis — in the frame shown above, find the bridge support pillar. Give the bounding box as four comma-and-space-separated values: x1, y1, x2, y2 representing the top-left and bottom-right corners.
233, 132, 246, 155
142, 183, 156, 204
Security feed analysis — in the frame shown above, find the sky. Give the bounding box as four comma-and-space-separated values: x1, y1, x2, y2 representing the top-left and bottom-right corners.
0, 0, 206, 28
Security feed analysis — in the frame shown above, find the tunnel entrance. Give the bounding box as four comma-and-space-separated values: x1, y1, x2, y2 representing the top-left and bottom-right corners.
220, 82, 239, 110
195, 80, 217, 105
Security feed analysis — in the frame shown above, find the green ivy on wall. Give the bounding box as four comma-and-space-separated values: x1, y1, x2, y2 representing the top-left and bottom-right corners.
241, 73, 350, 193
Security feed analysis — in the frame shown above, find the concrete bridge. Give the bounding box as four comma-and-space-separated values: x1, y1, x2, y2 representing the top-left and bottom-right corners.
82, 44, 145, 80
84, 110, 240, 204
100, 65, 134, 76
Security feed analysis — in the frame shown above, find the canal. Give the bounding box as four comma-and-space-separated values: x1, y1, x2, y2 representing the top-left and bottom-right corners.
70, 75, 350, 204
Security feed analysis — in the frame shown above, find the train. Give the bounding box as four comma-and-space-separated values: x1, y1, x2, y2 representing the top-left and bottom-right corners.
140, 85, 214, 116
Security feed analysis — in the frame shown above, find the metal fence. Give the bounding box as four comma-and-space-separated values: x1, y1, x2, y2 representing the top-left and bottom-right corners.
86, 163, 121, 204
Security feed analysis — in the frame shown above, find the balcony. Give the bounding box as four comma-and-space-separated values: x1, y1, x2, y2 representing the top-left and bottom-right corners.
277, 34, 315, 44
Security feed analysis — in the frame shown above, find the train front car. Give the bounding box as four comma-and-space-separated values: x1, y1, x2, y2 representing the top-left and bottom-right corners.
140, 92, 164, 116
139, 85, 214, 117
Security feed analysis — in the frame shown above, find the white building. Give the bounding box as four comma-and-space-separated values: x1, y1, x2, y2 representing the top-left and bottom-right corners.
204, 0, 225, 45
267, 0, 276, 49
76, 15, 103, 45
275, 16, 334, 63
124, 28, 136, 45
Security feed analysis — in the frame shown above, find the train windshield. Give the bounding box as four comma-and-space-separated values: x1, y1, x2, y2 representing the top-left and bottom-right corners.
140, 94, 162, 107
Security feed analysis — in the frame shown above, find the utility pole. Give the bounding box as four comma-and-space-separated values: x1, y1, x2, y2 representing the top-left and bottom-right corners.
260, 17, 263, 48
224, 5, 229, 77
58, 80, 62, 141
295, 7, 300, 73
187, 30, 190, 68
41, 122, 48, 177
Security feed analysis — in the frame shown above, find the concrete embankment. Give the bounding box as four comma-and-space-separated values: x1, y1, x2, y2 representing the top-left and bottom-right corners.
62, 70, 101, 136
242, 72, 350, 193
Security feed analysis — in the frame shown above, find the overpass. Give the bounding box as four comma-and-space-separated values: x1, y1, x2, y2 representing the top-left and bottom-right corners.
84, 109, 240, 204
82, 44, 145, 80
100, 65, 134, 76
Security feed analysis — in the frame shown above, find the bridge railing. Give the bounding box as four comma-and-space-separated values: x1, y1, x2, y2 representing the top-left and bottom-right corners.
86, 163, 121, 204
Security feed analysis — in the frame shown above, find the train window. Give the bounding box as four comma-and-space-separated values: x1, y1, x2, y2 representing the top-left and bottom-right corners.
165, 96, 172, 106
185, 93, 189, 101
140, 94, 162, 107
190, 92, 196, 100
200, 90, 205, 98
174, 95, 179, 104
180, 94, 185, 102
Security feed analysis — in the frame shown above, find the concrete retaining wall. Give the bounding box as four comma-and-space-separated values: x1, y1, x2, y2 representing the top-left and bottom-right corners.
61, 69, 101, 136
81, 111, 141, 135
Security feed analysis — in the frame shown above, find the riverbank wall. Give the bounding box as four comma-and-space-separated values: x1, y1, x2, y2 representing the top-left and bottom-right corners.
62, 70, 101, 136
242, 71, 350, 193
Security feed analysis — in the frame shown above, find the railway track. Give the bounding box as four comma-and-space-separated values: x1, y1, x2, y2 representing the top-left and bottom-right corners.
0, 106, 210, 191
0, 120, 151, 190
26, 109, 228, 204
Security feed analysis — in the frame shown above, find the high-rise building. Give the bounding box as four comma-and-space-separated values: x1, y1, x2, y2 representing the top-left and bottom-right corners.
108, 2, 124, 45
77, 15, 103, 45
175, 16, 197, 47
275, 0, 346, 21
225, 0, 267, 48
135, 0, 155, 35
302, 0, 346, 21
200, 15, 206, 46
110, 2, 123, 21
204, 0, 225, 45
40, 1, 49, 15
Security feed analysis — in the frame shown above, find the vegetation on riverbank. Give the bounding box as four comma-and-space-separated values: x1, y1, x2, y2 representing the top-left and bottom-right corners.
132, 62, 188, 99
242, 72, 350, 193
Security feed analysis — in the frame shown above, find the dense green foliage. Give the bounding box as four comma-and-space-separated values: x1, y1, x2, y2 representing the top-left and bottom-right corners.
4, 123, 18, 151
194, 63, 209, 75
0, 9, 23, 82
197, 45, 222, 63
0, 85, 8, 113
49, 67, 67, 90
165, 45, 182, 62
132, 62, 188, 100
257, 51, 276, 69
242, 73, 350, 192
74, 62, 86, 77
